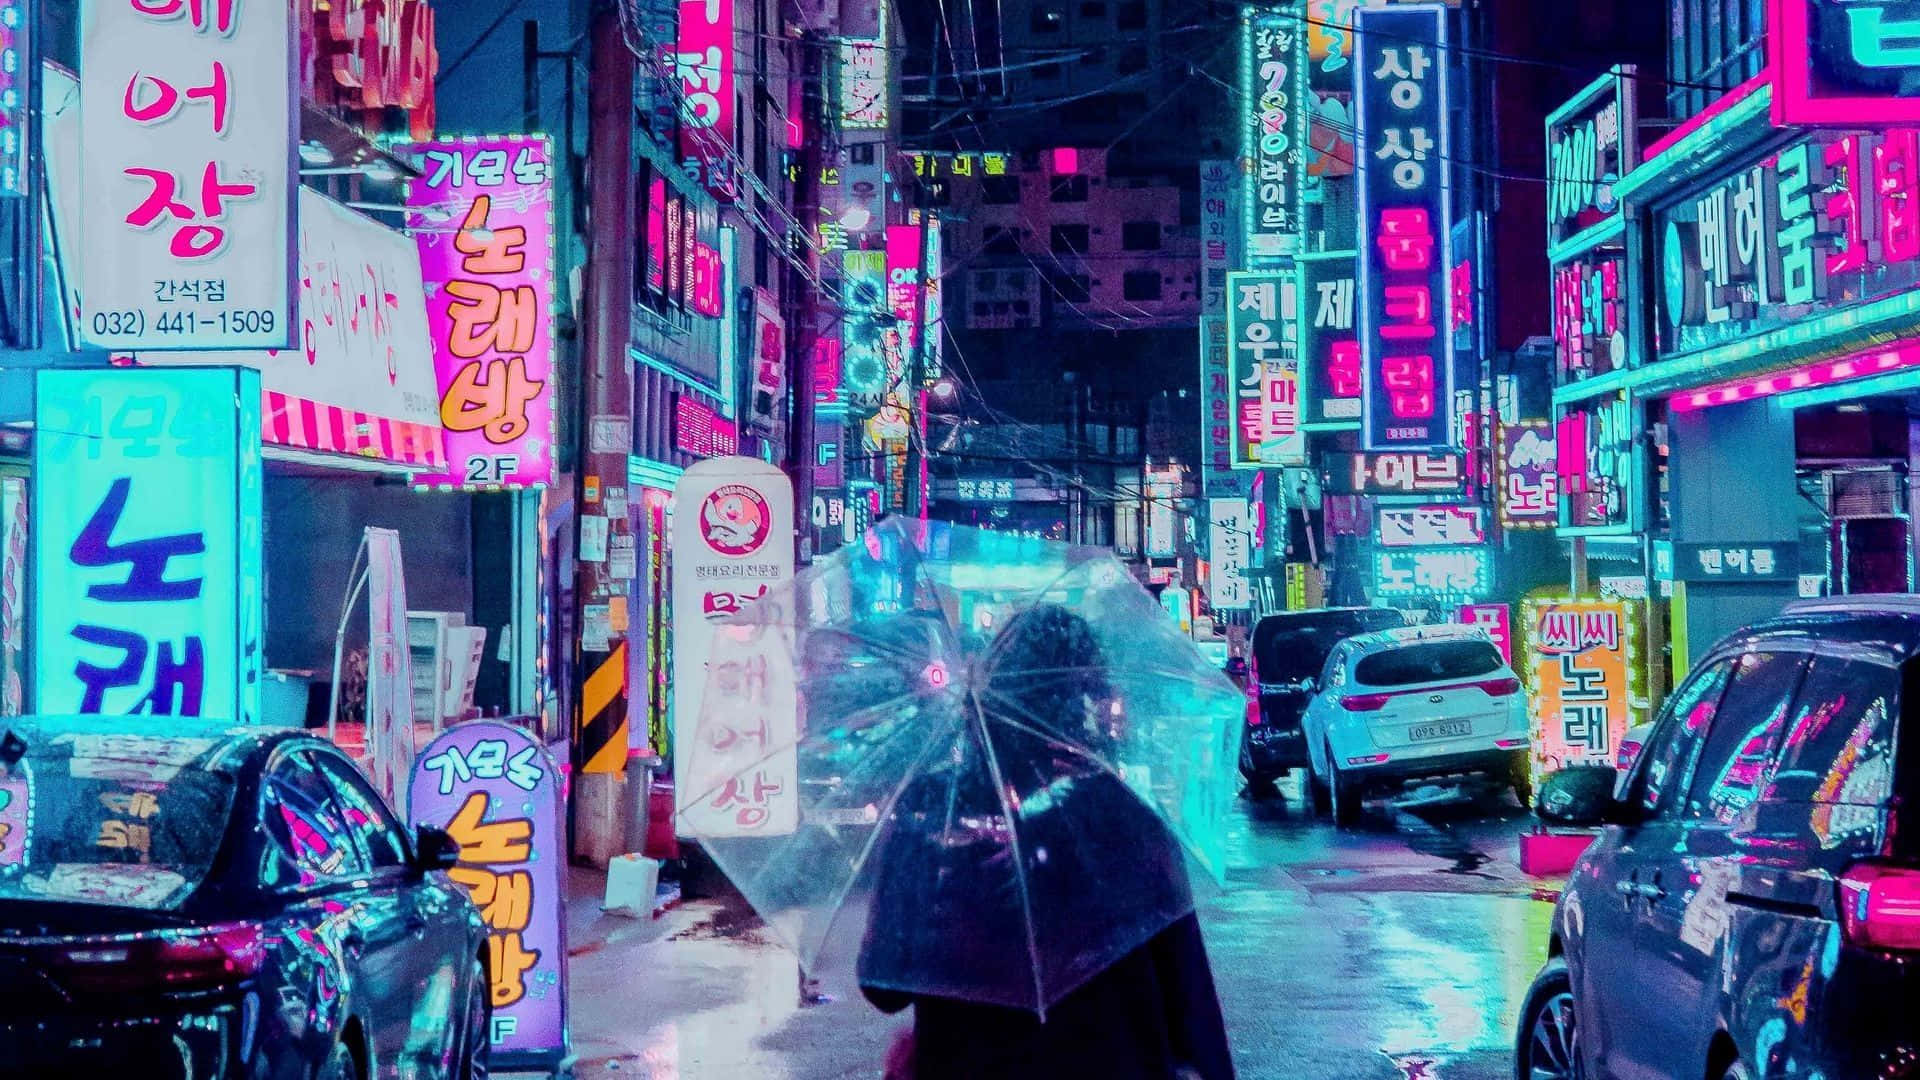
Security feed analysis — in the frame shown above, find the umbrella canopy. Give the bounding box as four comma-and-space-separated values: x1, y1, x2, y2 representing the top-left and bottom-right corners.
677, 519, 1242, 1014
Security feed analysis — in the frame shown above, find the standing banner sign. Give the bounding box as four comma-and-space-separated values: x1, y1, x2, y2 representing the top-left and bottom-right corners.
33, 367, 263, 722
1207, 498, 1252, 610
410, 722, 568, 1068
364, 529, 414, 805
1241, 10, 1305, 262
406, 135, 558, 491
671, 458, 797, 837
1456, 602, 1512, 663
80, 0, 294, 350
1356, 4, 1453, 451
1523, 598, 1644, 777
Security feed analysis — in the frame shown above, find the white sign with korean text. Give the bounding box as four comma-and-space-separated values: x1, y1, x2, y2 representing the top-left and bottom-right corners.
672, 457, 797, 838
1377, 505, 1484, 548
81, 0, 293, 350
1208, 498, 1251, 610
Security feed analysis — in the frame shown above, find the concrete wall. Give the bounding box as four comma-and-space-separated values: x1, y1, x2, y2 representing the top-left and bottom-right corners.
1668, 399, 1798, 659
263, 473, 474, 674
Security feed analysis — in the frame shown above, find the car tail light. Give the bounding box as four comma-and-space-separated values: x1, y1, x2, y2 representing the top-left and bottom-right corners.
1475, 677, 1522, 697
1494, 738, 1529, 750
1340, 693, 1393, 711
1346, 753, 1390, 766
1617, 738, 1645, 774
35, 922, 268, 994
1839, 862, 1920, 952
1245, 698, 1262, 727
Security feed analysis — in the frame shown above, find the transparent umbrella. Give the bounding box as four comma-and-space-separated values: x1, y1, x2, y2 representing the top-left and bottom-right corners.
676, 519, 1241, 1015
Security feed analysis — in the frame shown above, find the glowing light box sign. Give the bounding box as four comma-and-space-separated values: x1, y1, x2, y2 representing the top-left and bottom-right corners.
1770, 0, 1920, 127
33, 367, 262, 722
1555, 393, 1634, 531
1457, 602, 1511, 663
840, 39, 888, 128
1227, 270, 1303, 467
409, 723, 568, 1067
841, 249, 889, 411
1544, 68, 1636, 251
1241, 8, 1306, 261
1355, 4, 1454, 452
676, 0, 737, 198
1656, 127, 1920, 359
1372, 547, 1489, 602
1377, 505, 1484, 547
406, 135, 558, 491
1301, 260, 1361, 424
1497, 420, 1558, 530
1322, 451, 1464, 495
1553, 248, 1626, 382
1521, 597, 1645, 778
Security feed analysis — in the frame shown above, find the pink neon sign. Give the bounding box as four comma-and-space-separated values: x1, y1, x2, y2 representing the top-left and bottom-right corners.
1770, 0, 1920, 128
1669, 342, 1920, 413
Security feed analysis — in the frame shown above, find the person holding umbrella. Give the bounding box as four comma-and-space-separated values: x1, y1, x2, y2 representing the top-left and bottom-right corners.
858, 603, 1235, 1079
679, 522, 1244, 1080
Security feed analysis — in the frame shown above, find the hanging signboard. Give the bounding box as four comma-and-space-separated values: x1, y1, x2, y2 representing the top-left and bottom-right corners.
676, 0, 737, 198
80, 0, 294, 350
33, 368, 262, 722
1670, 541, 1800, 582
1523, 598, 1644, 777
1456, 602, 1512, 663
750, 292, 786, 438
1373, 548, 1491, 603
1377, 505, 1485, 547
1555, 392, 1635, 530
0, 477, 22, 716
1241, 9, 1306, 262
1770, 0, 1920, 127
1228, 270, 1304, 467
407, 135, 558, 491
1199, 316, 1235, 480
1208, 498, 1252, 610
409, 723, 568, 1068
840, 38, 888, 128
1301, 260, 1361, 424
0, 0, 28, 200
1544, 68, 1636, 251
1497, 421, 1559, 529
1552, 248, 1627, 383
1356, 4, 1453, 452
1321, 451, 1465, 495
1200, 160, 1235, 314
671, 458, 797, 838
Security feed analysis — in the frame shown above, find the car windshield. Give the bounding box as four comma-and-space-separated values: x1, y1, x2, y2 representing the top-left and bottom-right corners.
1355, 640, 1503, 687
1256, 612, 1403, 681
0, 731, 236, 911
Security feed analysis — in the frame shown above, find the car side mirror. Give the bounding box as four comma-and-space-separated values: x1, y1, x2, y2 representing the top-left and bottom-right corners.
1535, 765, 1624, 827
414, 825, 461, 873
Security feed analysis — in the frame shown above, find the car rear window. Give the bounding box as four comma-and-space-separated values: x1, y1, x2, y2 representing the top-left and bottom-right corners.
0, 733, 235, 910
1355, 640, 1503, 687
1766, 653, 1899, 824
1256, 611, 1403, 680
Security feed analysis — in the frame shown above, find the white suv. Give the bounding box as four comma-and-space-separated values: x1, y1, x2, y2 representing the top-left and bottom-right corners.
1301, 624, 1531, 826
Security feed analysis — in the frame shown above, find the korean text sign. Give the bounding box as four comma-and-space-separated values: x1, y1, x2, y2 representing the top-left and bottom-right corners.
1525, 599, 1641, 776
1497, 421, 1558, 529
1373, 548, 1489, 602
80, 0, 294, 350
1301, 259, 1361, 423
1321, 451, 1464, 495
33, 367, 263, 722
671, 458, 797, 837
1227, 270, 1303, 467
1208, 497, 1252, 610
1545, 70, 1634, 250
1457, 603, 1512, 663
1377, 505, 1484, 547
1770, 0, 1920, 126
677, 0, 736, 198
406, 136, 557, 491
1242, 10, 1304, 261
1200, 160, 1234, 314
409, 723, 567, 1064
1355, 4, 1454, 451
840, 38, 888, 128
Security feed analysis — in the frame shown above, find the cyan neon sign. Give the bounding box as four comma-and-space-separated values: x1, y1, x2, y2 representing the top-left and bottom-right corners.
1771, 0, 1920, 126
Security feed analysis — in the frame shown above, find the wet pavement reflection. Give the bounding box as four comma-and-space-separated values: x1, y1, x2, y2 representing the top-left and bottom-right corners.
551, 778, 1556, 1079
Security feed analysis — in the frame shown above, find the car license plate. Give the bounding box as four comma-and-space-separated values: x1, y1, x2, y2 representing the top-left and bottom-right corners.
1409, 720, 1471, 742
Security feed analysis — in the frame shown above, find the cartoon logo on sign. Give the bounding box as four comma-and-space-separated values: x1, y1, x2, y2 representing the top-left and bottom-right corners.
701, 485, 771, 556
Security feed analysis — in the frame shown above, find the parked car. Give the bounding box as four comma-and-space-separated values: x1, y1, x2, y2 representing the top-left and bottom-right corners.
1300, 624, 1528, 825
1516, 596, 1920, 1080
1241, 607, 1407, 795
0, 718, 490, 1079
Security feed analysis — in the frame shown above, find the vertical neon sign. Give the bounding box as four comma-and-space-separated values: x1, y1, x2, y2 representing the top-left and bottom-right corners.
33, 367, 262, 722
1770, 0, 1920, 127
1356, 4, 1453, 452
1241, 9, 1307, 262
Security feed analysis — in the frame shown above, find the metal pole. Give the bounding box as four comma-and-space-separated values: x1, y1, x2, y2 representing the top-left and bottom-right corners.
903, 209, 935, 518
788, 32, 826, 564
523, 21, 540, 135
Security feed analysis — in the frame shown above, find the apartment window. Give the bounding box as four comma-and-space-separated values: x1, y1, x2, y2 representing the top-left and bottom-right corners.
972, 301, 990, 319
1080, 0, 1106, 15
1051, 224, 1090, 254
1049, 174, 1090, 202
983, 175, 1021, 204
1031, 6, 1064, 32
1051, 274, 1091, 303
975, 270, 997, 292
983, 226, 1023, 255
1123, 269, 1163, 301
1117, 1, 1146, 30
1121, 221, 1161, 250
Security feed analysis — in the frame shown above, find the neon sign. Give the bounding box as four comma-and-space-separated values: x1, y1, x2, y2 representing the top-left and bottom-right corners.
1301, 260, 1361, 423
1227, 271, 1303, 467
1497, 421, 1559, 530
1770, 0, 1920, 127
1322, 451, 1464, 495
1241, 9, 1306, 261
1373, 548, 1490, 602
1544, 68, 1635, 249
1377, 505, 1485, 548
1555, 392, 1634, 530
1356, 4, 1453, 452
676, 0, 736, 199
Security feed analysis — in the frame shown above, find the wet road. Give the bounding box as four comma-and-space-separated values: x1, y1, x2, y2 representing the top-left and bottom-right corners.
556, 779, 1554, 1079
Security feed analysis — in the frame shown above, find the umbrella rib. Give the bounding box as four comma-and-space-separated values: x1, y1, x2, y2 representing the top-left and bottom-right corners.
967, 686, 1050, 1018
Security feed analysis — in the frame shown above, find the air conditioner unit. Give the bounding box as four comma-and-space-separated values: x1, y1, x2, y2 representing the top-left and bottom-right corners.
1824, 469, 1904, 519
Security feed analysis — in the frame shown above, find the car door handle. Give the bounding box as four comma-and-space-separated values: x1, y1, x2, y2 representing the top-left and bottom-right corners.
1615, 880, 1640, 897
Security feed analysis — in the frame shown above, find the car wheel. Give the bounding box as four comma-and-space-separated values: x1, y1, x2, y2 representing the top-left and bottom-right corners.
1242, 771, 1280, 801
317, 1038, 359, 1080
1514, 958, 1582, 1080
458, 958, 492, 1080
1327, 743, 1361, 828
1306, 747, 1332, 816
1510, 751, 1535, 811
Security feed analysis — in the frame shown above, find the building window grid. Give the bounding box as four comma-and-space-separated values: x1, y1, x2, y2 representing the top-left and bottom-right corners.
1668, 0, 1766, 118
